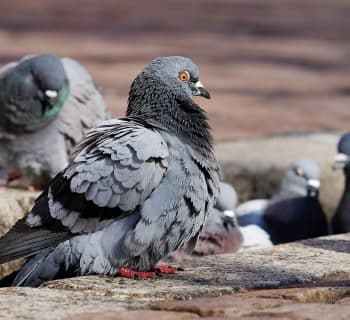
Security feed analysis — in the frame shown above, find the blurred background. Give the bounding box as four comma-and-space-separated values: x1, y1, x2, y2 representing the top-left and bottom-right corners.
1, 0, 350, 141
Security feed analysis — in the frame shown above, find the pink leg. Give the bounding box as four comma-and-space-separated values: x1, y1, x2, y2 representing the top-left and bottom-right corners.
117, 267, 156, 279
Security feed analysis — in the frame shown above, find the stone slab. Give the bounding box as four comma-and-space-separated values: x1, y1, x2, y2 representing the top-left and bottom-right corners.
154, 287, 350, 319
64, 311, 199, 320
0, 234, 347, 319
0, 188, 38, 278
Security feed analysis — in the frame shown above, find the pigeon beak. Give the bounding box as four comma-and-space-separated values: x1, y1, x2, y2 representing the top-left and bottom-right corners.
45, 90, 58, 99
192, 81, 211, 99
307, 178, 320, 197
307, 179, 320, 190
223, 210, 235, 219
223, 210, 240, 228
332, 153, 350, 170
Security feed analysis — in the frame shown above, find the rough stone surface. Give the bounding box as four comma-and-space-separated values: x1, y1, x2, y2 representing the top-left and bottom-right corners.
0, 188, 38, 278
0, 234, 348, 319
337, 297, 350, 305
0, 188, 38, 235
235, 286, 350, 304
246, 304, 350, 320
154, 287, 350, 319
152, 296, 293, 317
64, 311, 199, 320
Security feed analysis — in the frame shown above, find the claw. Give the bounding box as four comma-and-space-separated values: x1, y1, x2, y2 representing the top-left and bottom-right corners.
153, 264, 178, 274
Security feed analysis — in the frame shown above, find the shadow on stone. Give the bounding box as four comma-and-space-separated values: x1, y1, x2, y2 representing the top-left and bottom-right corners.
301, 238, 350, 254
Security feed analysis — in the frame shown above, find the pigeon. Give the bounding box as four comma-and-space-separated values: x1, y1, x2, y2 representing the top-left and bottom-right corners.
0, 56, 220, 287
0, 54, 110, 188
331, 132, 350, 233
236, 158, 328, 244
239, 224, 273, 251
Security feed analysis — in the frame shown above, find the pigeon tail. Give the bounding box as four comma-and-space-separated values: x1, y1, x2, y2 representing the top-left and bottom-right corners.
11, 242, 75, 287
0, 219, 72, 265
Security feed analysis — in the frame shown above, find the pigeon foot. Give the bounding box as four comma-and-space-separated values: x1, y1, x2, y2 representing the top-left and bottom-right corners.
6, 170, 44, 190
8, 170, 21, 182
117, 267, 156, 279
153, 264, 178, 274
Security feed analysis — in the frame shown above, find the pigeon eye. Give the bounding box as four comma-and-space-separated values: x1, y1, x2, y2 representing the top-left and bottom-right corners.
179, 71, 190, 82
295, 167, 303, 177
45, 90, 58, 98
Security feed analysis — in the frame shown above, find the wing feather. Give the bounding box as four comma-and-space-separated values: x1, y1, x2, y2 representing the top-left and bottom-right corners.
28, 119, 169, 234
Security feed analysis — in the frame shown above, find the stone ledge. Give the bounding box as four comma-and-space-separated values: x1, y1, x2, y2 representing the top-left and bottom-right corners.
0, 234, 348, 319
153, 286, 350, 319
64, 311, 199, 320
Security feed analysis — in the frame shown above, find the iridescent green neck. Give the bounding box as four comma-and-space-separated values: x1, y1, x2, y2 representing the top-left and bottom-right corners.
44, 85, 70, 119
6, 85, 70, 132
26, 85, 70, 131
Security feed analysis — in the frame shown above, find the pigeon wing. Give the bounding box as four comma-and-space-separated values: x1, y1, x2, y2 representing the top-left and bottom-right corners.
0, 119, 169, 263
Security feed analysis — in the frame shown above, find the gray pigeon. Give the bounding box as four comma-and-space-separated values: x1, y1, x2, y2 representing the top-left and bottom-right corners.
0, 54, 110, 188
236, 157, 328, 244
331, 132, 350, 233
0, 56, 220, 287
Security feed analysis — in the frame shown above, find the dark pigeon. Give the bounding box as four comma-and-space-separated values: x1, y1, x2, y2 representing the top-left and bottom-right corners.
0, 56, 220, 287
236, 158, 328, 244
0, 54, 110, 188
331, 132, 350, 233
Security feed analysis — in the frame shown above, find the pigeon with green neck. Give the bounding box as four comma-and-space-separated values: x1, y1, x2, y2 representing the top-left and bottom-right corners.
0, 54, 110, 188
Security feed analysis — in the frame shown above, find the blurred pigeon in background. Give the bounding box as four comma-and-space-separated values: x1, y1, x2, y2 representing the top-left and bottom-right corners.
0, 56, 220, 287
0, 54, 110, 188
236, 158, 328, 244
331, 132, 350, 233
239, 224, 272, 250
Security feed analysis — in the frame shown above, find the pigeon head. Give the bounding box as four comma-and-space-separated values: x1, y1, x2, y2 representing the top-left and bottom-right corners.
280, 158, 320, 198
216, 182, 238, 220
127, 56, 213, 153
128, 56, 210, 107
0, 54, 69, 132
333, 132, 350, 173
205, 182, 239, 232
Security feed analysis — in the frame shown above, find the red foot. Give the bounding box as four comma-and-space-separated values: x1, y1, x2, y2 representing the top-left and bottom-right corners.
28, 184, 45, 191
8, 170, 21, 181
153, 264, 177, 274
117, 267, 156, 279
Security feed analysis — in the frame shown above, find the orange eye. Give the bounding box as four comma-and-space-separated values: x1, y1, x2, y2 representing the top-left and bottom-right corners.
179, 70, 190, 82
